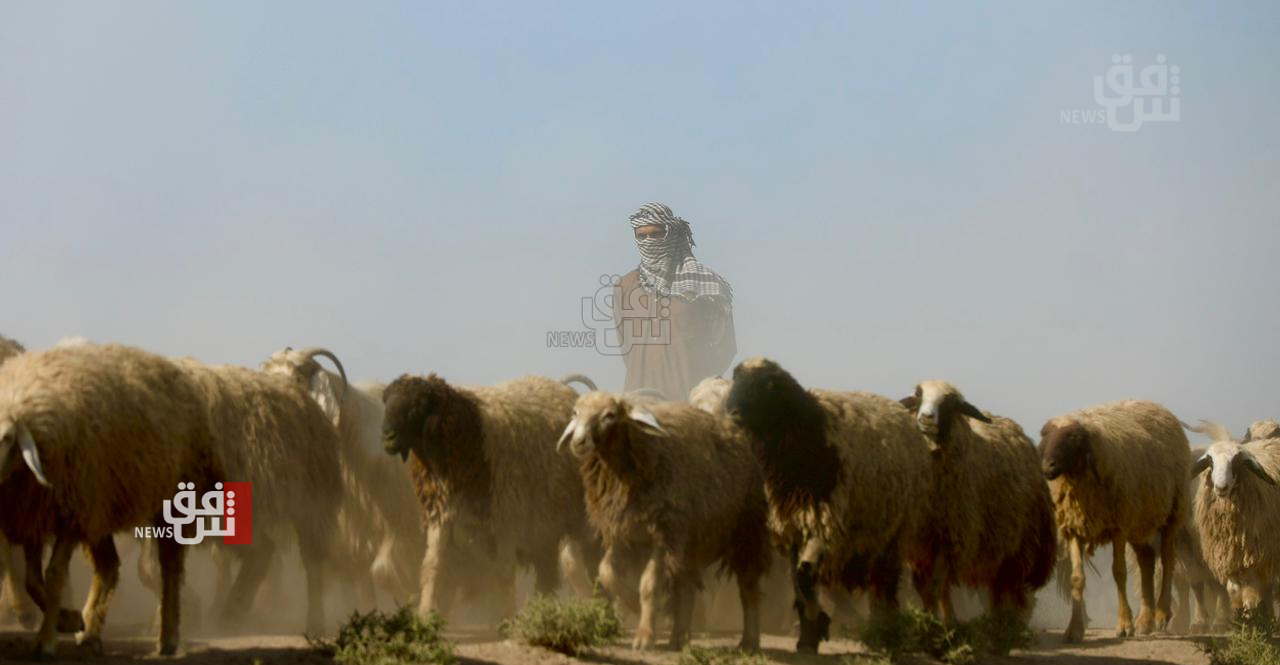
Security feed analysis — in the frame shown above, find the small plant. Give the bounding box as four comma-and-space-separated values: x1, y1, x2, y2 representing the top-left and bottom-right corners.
311, 607, 456, 665
677, 645, 769, 665
1202, 609, 1280, 665
852, 607, 1032, 664
500, 594, 622, 655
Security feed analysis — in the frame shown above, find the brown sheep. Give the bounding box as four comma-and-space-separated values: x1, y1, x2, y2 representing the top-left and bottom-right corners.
381, 373, 598, 620
900, 380, 1056, 622
1040, 400, 1189, 642
1243, 420, 1280, 443
725, 358, 932, 653
558, 391, 770, 650
0, 344, 218, 657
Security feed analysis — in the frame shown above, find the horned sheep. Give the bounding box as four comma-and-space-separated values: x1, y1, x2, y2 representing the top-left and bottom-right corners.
900, 380, 1056, 621
1189, 422, 1280, 616
173, 358, 343, 634
558, 391, 770, 650
261, 347, 424, 607
0, 344, 217, 657
380, 372, 599, 621
725, 358, 932, 653
1039, 399, 1189, 642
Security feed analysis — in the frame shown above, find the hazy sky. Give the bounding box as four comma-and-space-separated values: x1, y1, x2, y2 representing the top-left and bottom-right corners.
2, 1, 1277, 440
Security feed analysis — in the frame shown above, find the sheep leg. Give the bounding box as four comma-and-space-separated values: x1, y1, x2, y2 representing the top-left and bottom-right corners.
219, 536, 275, 630
1132, 542, 1157, 634
598, 545, 640, 615
1063, 537, 1086, 643
791, 544, 830, 653
1187, 580, 1208, 633
1154, 526, 1177, 631
417, 523, 451, 618
77, 537, 121, 655
2, 542, 38, 629
1112, 538, 1135, 637
632, 551, 662, 651
296, 524, 329, 635
531, 543, 562, 597
736, 569, 762, 652
34, 536, 75, 659
668, 574, 695, 650
155, 533, 186, 656
1173, 575, 1192, 633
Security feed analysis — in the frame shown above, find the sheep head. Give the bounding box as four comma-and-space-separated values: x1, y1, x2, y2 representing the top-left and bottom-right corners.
1039, 419, 1099, 481
0, 419, 51, 488
725, 357, 838, 517
1188, 423, 1277, 496
381, 373, 479, 464
1243, 420, 1280, 443
261, 346, 349, 426
557, 391, 665, 460
900, 380, 992, 452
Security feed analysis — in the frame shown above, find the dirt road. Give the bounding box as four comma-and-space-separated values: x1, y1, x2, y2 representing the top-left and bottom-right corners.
0, 628, 1212, 665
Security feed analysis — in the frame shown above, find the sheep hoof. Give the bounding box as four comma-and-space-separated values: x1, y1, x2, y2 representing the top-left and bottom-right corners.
158, 637, 180, 656
1062, 623, 1084, 643
1189, 621, 1208, 634
32, 643, 57, 662
1135, 609, 1155, 635
795, 610, 830, 653
76, 634, 104, 656
631, 629, 653, 651
56, 609, 85, 634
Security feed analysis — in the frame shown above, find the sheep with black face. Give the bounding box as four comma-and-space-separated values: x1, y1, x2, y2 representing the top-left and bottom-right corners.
900, 380, 1056, 623
725, 358, 932, 653
558, 391, 770, 651
1039, 400, 1188, 643
1189, 422, 1280, 617
381, 373, 598, 621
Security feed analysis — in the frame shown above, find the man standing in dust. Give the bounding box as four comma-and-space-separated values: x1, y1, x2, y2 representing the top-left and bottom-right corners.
614, 202, 736, 399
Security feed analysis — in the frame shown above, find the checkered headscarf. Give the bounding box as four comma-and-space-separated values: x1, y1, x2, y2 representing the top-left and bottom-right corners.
629, 202, 733, 304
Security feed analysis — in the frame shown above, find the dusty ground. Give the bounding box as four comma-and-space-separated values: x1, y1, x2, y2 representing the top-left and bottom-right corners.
0, 626, 1213, 665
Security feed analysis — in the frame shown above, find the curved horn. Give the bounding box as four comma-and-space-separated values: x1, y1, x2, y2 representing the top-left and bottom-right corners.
1242, 454, 1278, 486
560, 373, 598, 392
297, 347, 348, 402
1190, 452, 1212, 477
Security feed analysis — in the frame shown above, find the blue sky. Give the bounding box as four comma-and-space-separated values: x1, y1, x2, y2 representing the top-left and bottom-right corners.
2, 1, 1277, 438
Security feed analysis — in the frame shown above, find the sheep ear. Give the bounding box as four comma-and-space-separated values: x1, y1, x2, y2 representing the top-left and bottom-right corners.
16, 426, 50, 488
899, 395, 920, 412
960, 401, 993, 424
1242, 455, 1277, 486
628, 406, 666, 436
1190, 453, 1212, 477
309, 371, 342, 428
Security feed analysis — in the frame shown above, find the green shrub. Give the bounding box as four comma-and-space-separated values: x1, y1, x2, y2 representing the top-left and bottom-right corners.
677, 645, 769, 665
311, 607, 455, 665
1202, 609, 1280, 665
852, 607, 1032, 664
500, 594, 622, 655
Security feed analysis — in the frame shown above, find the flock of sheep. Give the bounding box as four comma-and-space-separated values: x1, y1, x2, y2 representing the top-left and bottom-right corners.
0, 333, 1277, 659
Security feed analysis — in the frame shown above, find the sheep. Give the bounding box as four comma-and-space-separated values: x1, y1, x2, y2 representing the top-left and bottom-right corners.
557, 391, 769, 650
1173, 471, 1232, 633
1189, 421, 1280, 617
1243, 420, 1280, 443
0, 335, 38, 629
173, 358, 343, 634
689, 376, 731, 417
0, 343, 218, 657
380, 372, 598, 621
1039, 399, 1189, 642
261, 346, 424, 607
724, 358, 932, 653
899, 380, 1056, 622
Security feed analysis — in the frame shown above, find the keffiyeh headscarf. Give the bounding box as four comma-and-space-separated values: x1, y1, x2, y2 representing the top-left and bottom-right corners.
629, 202, 733, 304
